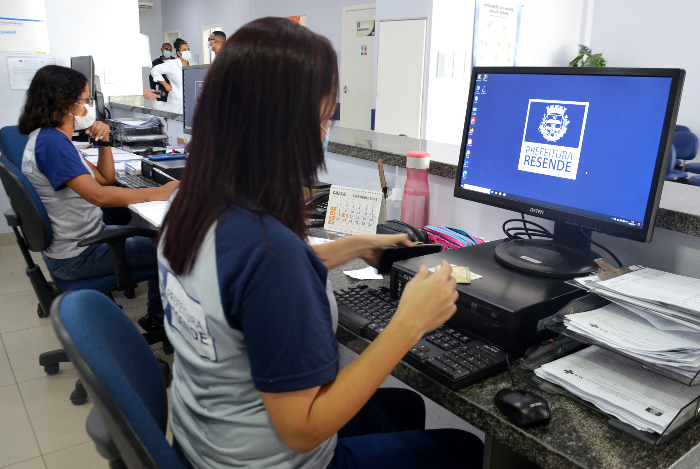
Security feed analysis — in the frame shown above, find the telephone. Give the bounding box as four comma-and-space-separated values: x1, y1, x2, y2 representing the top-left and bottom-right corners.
306, 188, 330, 220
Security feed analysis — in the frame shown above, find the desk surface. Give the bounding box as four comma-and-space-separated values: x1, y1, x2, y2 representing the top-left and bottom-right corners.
329, 258, 700, 469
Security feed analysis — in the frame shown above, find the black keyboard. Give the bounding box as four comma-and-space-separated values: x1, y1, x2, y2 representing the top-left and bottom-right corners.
335, 284, 508, 390
115, 173, 162, 189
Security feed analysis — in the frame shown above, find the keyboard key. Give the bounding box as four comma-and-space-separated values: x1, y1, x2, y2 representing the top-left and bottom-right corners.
449, 369, 472, 380
417, 345, 430, 353
426, 359, 447, 371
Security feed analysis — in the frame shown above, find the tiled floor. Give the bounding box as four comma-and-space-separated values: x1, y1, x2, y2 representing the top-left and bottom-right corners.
0, 241, 173, 468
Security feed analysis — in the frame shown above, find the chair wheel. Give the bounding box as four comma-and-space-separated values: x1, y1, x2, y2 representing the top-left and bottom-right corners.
37, 304, 48, 318
162, 338, 174, 355
44, 363, 59, 375
70, 390, 88, 405
124, 288, 136, 299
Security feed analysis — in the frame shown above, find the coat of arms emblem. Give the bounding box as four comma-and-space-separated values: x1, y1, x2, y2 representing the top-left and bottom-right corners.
538, 104, 569, 142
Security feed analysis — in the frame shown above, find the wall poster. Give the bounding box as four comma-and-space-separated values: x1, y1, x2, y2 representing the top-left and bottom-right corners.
472, 1, 521, 67
0, 0, 50, 54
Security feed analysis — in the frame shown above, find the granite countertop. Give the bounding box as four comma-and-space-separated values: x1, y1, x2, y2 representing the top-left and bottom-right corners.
329, 259, 700, 469
109, 95, 184, 122
110, 96, 700, 237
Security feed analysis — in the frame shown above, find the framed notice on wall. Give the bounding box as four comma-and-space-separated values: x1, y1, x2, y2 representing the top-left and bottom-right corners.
0, 0, 50, 54
472, 1, 521, 67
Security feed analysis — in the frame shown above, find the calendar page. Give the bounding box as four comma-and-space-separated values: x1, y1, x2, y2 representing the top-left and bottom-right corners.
324, 185, 383, 235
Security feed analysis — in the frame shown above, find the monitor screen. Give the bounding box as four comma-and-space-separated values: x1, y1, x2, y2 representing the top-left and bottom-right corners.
183, 65, 209, 134
70, 56, 95, 97
454, 67, 684, 243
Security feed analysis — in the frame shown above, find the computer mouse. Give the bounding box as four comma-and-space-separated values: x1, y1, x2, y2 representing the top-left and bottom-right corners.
494, 388, 551, 428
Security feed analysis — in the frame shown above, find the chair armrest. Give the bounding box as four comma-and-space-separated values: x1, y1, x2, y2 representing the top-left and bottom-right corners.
77, 227, 157, 247
4, 209, 19, 228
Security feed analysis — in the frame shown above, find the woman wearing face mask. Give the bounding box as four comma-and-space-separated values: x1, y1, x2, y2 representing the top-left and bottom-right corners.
17, 65, 179, 331
150, 38, 198, 104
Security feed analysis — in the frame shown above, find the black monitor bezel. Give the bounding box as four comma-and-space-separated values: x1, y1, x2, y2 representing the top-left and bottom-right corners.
453, 66, 685, 243
70, 56, 95, 98
182, 64, 210, 135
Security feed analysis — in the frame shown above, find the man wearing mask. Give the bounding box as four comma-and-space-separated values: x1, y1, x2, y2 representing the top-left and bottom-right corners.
149, 43, 173, 102
208, 31, 226, 55
151, 38, 197, 105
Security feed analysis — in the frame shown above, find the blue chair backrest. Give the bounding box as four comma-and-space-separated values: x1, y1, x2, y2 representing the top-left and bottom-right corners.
51, 290, 183, 469
667, 145, 677, 174
0, 156, 52, 250
676, 125, 691, 133
0, 126, 29, 168
673, 132, 698, 161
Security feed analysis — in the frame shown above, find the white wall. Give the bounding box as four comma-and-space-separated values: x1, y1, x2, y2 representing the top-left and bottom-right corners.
590, 0, 700, 132
425, 0, 587, 147
0, 0, 145, 233
140, 0, 165, 61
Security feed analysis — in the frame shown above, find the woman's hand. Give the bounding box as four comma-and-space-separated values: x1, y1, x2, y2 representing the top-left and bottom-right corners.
85, 121, 110, 142
154, 181, 179, 200
391, 261, 459, 339
356, 234, 413, 268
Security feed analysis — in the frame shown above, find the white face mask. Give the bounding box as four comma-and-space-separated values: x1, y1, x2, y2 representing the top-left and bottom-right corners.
72, 103, 96, 130
207, 44, 213, 52
180, 50, 192, 61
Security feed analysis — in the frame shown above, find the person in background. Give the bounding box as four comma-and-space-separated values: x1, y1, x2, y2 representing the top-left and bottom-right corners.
151, 38, 197, 104
208, 31, 226, 55
158, 17, 483, 469
149, 42, 173, 102
17, 65, 179, 332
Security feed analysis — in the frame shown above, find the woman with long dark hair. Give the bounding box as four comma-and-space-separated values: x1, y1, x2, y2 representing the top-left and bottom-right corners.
18, 65, 178, 330
158, 18, 483, 469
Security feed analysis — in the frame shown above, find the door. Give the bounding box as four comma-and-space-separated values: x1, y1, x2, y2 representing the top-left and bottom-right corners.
375, 19, 427, 138
163, 30, 180, 49
201, 23, 223, 65
341, 5, 376, 131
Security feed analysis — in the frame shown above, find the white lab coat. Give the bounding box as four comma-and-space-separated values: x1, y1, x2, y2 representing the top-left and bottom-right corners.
150, 58, 198, 104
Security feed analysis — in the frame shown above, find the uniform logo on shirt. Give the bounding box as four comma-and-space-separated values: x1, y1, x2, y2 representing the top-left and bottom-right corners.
518, 99, 589, 180
160, 264, 218, 361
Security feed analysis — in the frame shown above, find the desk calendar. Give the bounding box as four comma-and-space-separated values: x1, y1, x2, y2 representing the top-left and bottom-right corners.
324, 185, 383, 235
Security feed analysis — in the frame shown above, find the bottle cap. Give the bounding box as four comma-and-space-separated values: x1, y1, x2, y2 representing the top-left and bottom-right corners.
406, 151, 430, 169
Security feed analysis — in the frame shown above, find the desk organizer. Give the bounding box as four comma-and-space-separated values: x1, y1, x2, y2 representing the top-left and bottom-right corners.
107, 119, 169, 155
515, 296, 700, 446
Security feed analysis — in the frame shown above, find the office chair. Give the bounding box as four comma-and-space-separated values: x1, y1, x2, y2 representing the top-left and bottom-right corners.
0, 156, 170, 404
666, 146, 688, 182
0, 125, 29, 168
672, 131, 698, 170
52, 290, 185, 469
675, 125, 691, 133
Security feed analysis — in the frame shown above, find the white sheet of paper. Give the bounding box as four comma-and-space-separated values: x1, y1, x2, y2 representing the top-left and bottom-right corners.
343, 266, 383, 280
7, 57, 55, 90
307, 237, 334, 246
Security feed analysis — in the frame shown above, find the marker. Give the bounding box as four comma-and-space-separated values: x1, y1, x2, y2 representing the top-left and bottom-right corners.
153, 167, 178, 182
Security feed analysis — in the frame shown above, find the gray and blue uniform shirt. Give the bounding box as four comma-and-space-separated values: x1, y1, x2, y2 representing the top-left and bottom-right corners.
157, 205, 339, 469
21, 128, 104, 259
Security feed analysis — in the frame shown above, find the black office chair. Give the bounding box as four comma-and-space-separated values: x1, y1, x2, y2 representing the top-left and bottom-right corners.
52, 290, 185, 469
0, 156, 170, 404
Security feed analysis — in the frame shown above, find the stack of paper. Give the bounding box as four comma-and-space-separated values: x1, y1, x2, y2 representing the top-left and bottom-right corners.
535, 346, 700, 433
112, 117, 163, 129
574, 268, 700, 333
130, 201, 167, 228
79, 148, 143, 172
564, 304, 700, 378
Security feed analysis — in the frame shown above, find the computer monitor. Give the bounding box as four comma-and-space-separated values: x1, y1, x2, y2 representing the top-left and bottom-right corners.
182, 65, 210, 135
454, 67, 684, 277
70, 56, 95, 97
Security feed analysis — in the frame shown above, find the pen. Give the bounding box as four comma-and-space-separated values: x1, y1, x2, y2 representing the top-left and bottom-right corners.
153, 167, 178, 181
377, 159, 388, 199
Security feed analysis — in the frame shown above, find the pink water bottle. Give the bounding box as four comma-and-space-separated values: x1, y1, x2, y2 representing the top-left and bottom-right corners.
401, 151, 430, 228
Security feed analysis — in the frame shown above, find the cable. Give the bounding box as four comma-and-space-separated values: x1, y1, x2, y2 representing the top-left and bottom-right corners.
520, 213, 532, 239
577, 227, 623, 268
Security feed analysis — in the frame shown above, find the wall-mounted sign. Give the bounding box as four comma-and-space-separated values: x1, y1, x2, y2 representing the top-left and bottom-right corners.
0, 0, 50, 53
360, 45, 368, 56
7, 56, 54, 89
356, 20, 375, 37
286, 16, 307, 27
472, 1, 521, 67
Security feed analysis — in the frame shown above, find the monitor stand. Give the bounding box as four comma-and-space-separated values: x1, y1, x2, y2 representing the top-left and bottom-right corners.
494, 222, 600, 278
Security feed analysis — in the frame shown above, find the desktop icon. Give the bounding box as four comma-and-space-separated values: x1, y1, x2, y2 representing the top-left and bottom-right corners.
466, 150, 470, 157
469, 128, 474, 134
476, 86, 480, 91
471, 117, 476, 124
481, 86, 486, 93
462, 171, 468, 178
472, 107, 477, 113
467, 139, 473, 146
474, 96, 479, 102
477, 74, 481, 80
483, 74, 488, 80
464, 160, 469, 166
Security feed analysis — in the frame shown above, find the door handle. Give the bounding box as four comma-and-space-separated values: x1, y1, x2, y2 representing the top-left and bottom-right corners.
343, 86, 347, 94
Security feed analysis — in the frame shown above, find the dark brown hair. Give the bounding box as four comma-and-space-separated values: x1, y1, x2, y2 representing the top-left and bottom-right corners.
18, 65, 87, 135
160, 17, 339, 275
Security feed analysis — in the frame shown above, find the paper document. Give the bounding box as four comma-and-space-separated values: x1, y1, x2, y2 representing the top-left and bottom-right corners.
111, 117, 163, 129
7, 57, 55, 90
536, 346, 700, 433
343, 266, 383, 280
564, 304, 700, 377
307, 237, 334, 246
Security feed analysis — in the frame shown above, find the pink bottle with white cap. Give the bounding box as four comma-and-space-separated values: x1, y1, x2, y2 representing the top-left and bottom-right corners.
401, 151, 430, 228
